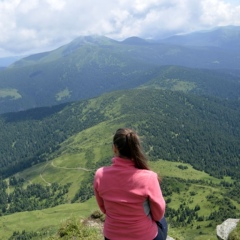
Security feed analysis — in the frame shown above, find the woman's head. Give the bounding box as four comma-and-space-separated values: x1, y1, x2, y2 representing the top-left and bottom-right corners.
113, 128, 150, 170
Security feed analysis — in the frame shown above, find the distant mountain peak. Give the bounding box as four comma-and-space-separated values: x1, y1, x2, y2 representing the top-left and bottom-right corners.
121, 36, 149, 45
70, 35, 117, 46
57, 35, 118, 57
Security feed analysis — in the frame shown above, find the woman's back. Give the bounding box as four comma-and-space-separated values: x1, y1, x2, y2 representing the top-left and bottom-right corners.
94, 156, 165, 240
94, 128, 166, 240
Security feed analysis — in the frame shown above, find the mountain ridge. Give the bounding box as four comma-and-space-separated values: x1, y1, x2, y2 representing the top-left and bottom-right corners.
0, 26, 239, 114
158, 25, 240, 49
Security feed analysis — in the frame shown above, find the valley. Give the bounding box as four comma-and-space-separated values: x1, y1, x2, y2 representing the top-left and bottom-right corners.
0, 26, 240, 239
1, 148, 239, 239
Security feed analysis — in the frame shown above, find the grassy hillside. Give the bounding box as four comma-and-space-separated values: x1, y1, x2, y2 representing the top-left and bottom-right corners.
0, 198, 99, 240
1, 153, 240, 239
0, 88, 240, 239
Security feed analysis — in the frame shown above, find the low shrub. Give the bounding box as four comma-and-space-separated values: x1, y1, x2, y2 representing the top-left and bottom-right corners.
48, 217, 102, 240
228, 221, 240, 240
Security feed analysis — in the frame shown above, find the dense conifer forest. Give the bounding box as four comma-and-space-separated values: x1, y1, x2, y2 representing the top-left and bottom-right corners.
1, 88, 239, 179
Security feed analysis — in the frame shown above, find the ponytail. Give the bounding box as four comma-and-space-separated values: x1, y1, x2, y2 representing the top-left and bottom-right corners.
113, 128, 150, 170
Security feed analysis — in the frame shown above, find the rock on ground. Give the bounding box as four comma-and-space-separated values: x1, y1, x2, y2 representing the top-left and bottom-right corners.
216, 218, 240, 240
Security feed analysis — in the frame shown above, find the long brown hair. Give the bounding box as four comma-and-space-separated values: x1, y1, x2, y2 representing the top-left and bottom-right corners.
113, 128, 150, 170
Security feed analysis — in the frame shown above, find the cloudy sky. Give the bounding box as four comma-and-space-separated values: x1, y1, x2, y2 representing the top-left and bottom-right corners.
0, 0, 240, 57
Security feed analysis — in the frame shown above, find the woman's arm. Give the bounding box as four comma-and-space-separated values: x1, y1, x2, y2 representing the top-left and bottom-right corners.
94, 169, 106, 214
147, 172, 166, 221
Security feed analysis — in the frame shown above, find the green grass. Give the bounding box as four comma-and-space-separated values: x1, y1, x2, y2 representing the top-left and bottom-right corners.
171, 80, 196, 92
141, 77, 196, 93
149, 160, 239, 240
0, 88, 22, 99
55, 88, 71, 101
229, 221, 240, 240
149, 160, 224, 184
48, 216, 103, 240
0, 198, 99, 240
9, 156, 239, 240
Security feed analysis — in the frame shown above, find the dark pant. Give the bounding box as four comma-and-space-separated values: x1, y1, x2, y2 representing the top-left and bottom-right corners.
105, 217, 168, 240
153, 217, 168, 240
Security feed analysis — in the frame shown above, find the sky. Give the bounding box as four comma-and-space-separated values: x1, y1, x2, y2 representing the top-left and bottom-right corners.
0, 0, 240, 57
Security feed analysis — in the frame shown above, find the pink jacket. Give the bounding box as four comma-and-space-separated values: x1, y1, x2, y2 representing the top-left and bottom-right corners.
94, 157, 166, 240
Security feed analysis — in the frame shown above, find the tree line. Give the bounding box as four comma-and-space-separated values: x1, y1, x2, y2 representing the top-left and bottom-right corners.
0, 179, 71, 216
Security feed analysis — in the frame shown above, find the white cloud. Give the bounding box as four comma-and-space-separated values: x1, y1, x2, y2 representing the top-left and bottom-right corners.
201, 0, 240, 26
0, 0, 239, 56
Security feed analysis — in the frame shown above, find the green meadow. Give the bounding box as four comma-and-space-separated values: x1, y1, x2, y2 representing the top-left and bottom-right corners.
1, 122, 240, 239
0, 88, 21, 99
3, 156, 236, 240
150, 161, 237, 240
0, 198, 98, 240
55, 88, 71, 101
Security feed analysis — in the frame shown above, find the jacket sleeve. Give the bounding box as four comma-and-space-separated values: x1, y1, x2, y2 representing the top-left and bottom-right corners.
147, 172, 166, 221
93, 169, 106, 214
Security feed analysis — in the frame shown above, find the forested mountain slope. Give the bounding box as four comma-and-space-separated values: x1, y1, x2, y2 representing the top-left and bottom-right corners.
141, 65, 240, 99
0, 26, 240, 114
0, 88, 239, 179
